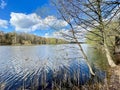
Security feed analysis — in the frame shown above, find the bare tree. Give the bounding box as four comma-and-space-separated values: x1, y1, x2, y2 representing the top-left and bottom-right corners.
52, 0, 120, 69
51, 0, 96, 75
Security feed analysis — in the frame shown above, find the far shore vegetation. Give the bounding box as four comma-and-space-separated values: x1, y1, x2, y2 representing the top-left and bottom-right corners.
0, 31, 68, 45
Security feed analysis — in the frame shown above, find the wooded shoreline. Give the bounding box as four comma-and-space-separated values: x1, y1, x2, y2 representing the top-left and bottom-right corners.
0, 31, 68, 45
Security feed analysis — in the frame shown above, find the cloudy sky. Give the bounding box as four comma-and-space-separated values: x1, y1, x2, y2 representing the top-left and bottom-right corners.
0, 0, 68, 37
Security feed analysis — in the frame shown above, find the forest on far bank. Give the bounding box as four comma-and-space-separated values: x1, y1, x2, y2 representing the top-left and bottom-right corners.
0, 31, 68, 45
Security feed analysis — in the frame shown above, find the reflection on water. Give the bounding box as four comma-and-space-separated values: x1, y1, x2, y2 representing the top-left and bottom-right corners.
0, 44, 106, 90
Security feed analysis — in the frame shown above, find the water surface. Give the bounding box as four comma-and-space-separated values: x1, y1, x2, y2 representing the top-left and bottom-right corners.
0, 44, 106, 90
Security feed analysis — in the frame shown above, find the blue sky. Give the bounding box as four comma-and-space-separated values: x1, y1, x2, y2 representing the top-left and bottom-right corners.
0, 0, 68, 37
0, 0, 48, 19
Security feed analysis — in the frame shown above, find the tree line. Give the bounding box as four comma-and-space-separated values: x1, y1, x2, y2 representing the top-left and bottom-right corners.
0, 31, 68, 45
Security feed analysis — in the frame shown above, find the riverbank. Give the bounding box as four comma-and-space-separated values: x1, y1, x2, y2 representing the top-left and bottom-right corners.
72, 65, 120, 90
108, 65, 120, 90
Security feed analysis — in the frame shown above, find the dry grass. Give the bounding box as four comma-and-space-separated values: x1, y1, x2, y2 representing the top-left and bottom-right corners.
0, 66, 120, 90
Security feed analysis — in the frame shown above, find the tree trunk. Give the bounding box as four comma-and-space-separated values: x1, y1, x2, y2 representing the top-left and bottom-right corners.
77, 44, 95, 76
104, 43, 116, 67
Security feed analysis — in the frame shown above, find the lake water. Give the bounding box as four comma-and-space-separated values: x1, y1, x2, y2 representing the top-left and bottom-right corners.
0, 44, 107, 90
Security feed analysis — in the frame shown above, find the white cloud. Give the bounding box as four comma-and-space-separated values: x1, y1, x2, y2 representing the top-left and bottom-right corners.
0, 19, 8, 28
0, 0, 7, 9
10, 12, 42, 32
10, 12, 68, 32
43, 16, 68, 28
52, 25, 87, 38
52, 29, 71, 39
52, 25, 87, 42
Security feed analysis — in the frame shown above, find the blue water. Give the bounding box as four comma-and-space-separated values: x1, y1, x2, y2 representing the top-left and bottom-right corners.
0, 44, 105, 90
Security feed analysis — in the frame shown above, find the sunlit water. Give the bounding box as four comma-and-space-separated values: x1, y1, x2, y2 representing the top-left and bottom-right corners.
0, 44, 106, 90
